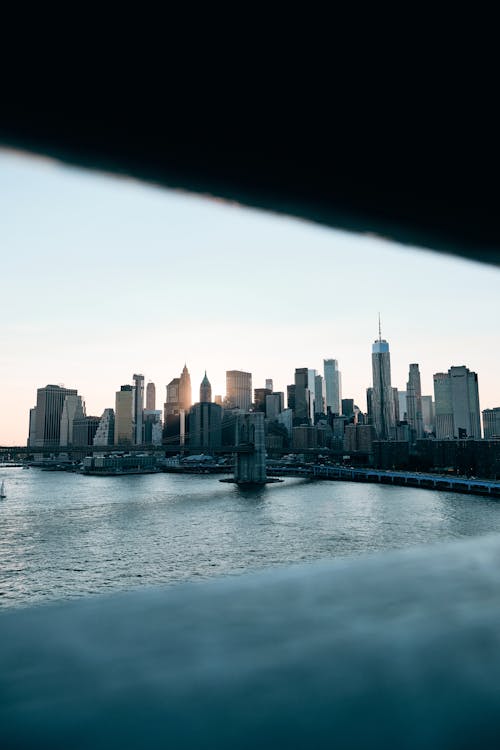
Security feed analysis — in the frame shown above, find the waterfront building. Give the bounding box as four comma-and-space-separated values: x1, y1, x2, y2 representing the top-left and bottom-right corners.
433, 366, 481, 439
179, 365, 192, 411
115, 385, 134, 445
33, 384, 78, 449
406, 364, 424, 440
344, 423, 377, 455
28, 407, 37, 446
294, 368, 311, 425
226, 370, 252, 411
59, 395, 85, 446
200, 372, 212, 403
143, 409, 163, 444
324, 359, 342, 415
189, 402, 222, 451
93, 409, 115, 446
371, 328, 396, 440
133, 374, 145, 445
146, 382, 156, 411
72, 416, 100, 447
421, 396, 435, 434
265, 379, 273, 392
482, 408, 500, 439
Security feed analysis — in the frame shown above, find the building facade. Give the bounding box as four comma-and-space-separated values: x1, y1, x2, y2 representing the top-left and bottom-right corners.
434, 366, 481, 439
33, 384, 78, 449
324, 359, 342, 415
133, 373, 145, 445
483, 408, 500, 439
59, 394, 85, 446
200, 372, 212, 403
146, 381, 156, 411
406, 364, 423, 440
371, 338, 396, 440
188, 402, 222, 451
115, 385, 134, 445
93, 408, 115, 446
294, 368, 311, 425
226, 370, 252, 411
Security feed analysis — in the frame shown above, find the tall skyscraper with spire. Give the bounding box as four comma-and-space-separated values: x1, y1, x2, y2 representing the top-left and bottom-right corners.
406, 364, 424, 440
371, 317, 396, 439
179, 364, 192, 411
200, 372, 212, 403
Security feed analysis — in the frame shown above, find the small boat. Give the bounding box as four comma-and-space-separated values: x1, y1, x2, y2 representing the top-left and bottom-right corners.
0, 480, 6, 498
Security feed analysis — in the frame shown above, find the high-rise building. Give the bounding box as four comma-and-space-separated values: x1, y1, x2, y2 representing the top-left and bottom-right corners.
179, 364, 192, 411
93, 409, 115, 446
146, 382, 156, 411
28, 407, 37, 447
294, 368, 311, 425
483, 408, 500, 439
314, 374, 325, 418
188, 402, 222, 451
133, 374, 145, 445
287, 384, 296, 411
398, 391, 408, 422
72, 416, 100, 447
59, 394, 85, 446
254, 388, 272, 412
421, 395, 435, 434
265, 379, 273, 392
308, 369, 317, 421
33, 384, 78, 449
324, 359, 342, 415
164, 378, 180, 417
406, 364, 423, 440
265, 392, 285, 420
342, 399, 355, 418
226, 370, 252, 411
115, 385, 134, 445
143, 409, 163, 444
371, 330, 396, 440
200, 372, 212, 403
433, 366, 481, 439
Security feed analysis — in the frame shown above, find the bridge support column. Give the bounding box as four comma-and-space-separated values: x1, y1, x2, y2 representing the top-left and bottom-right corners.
234, 413, 267, 485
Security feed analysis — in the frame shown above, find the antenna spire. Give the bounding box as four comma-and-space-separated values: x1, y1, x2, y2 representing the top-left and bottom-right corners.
378, 312, 382, 341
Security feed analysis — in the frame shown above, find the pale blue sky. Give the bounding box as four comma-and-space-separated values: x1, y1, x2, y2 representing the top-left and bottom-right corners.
1, 149, 499, 444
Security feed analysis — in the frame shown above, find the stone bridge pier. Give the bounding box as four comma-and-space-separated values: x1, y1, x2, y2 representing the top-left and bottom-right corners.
234, 412, 267, 485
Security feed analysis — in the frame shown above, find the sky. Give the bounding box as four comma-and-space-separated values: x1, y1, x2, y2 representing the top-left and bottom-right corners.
1, 148, 499, 444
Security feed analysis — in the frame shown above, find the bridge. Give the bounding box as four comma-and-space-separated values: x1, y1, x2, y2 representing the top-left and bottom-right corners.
267, 463, 500, 497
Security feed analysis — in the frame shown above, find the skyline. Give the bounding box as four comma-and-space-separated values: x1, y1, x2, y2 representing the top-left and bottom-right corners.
1, 148, 499, 444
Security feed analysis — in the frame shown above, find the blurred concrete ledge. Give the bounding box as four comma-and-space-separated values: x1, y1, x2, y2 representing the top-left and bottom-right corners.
3, 534, 500, 748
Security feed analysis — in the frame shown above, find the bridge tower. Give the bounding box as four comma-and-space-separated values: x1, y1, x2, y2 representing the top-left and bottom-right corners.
234, 412, 267, 485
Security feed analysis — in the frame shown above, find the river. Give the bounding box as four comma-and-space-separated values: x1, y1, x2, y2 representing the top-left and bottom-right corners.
1, 467, 499, 608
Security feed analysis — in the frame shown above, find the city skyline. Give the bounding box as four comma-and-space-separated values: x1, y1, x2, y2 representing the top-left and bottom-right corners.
1, 149, 499, 444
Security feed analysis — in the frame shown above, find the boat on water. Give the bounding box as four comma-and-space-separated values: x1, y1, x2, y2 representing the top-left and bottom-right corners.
0, 480, 6, 498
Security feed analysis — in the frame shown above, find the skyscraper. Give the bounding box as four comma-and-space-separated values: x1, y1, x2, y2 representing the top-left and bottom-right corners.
483, 408, 500, 439
226, 370, 252, 411
421, 395, 435, 434
294, 368, 310, 425
93, 408, 115, 446
188, 402, 222, 450
115, 385, 134, 445
433, 366, 481, 439
146, 382, 156, 411
324, 359, 342, 415
200, 372, 212, 403
133, 374, 145, 445
59, 394, 85, 446
314, 374, 325, 418
406, 364, 424, 440
179, 364, 192, 411
265, 379, 273, 392
33, 384, 78, 449
371, 327, 396, 440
